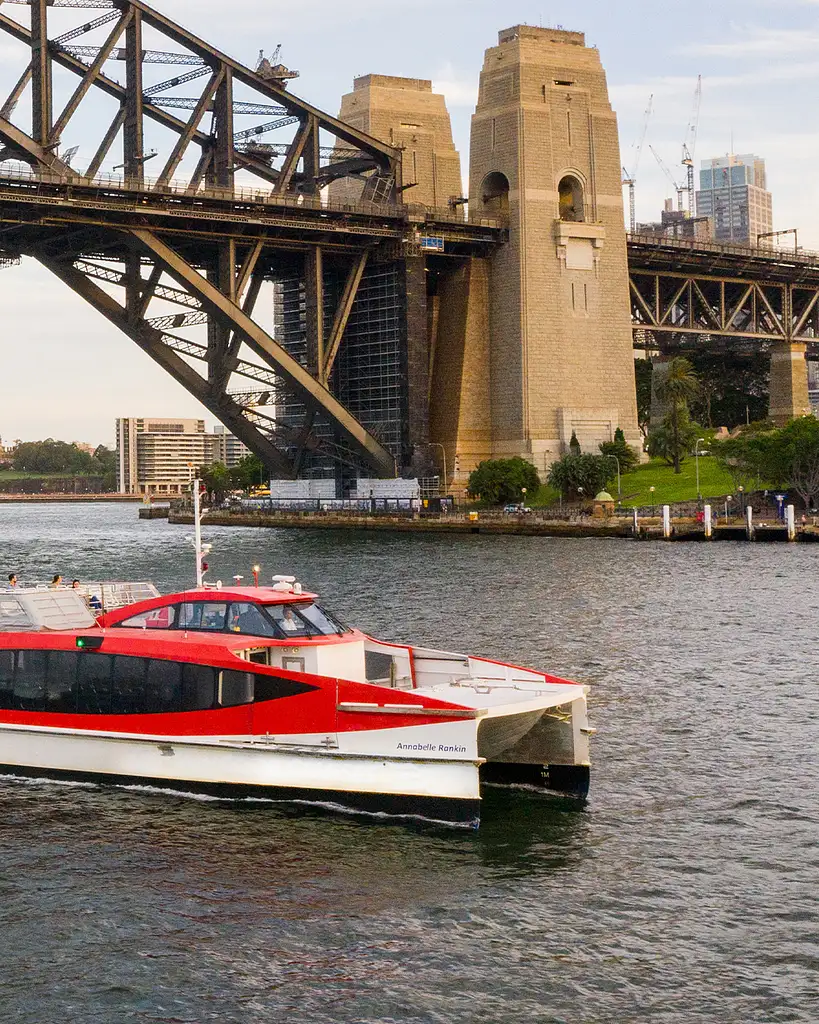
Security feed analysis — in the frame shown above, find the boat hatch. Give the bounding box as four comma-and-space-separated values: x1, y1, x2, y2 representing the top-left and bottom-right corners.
0, 591, 97, 631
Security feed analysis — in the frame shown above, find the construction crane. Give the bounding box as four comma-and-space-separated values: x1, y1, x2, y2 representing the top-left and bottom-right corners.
622, 94, 653, 233
681, 75, 702, 216
650, 145, 686, 212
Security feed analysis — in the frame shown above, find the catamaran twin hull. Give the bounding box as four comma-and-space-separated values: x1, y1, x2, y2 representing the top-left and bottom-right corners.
0, 586, 592, 828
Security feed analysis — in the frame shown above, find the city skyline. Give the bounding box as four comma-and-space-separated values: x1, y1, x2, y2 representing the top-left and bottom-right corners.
1, 0, 816, 444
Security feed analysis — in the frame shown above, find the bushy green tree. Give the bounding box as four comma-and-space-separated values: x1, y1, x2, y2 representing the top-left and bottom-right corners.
712, 416, 819, 507
13, 439, 97, 474
229, 453, 266, 491
198, 462, 232, 503
646, 410, 705, 469
467, 457, 540, 505
547, 453, 614, 500
599, 427, 639, 473
653, 357, 701, 473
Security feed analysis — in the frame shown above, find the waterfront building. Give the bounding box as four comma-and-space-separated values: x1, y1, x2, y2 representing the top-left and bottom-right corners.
211, 425, 250, 468
116, 417, 212, 495
695, 154, 773, 246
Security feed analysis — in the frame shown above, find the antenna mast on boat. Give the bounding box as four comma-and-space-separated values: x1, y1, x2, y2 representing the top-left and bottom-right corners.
193, 478, 207, 588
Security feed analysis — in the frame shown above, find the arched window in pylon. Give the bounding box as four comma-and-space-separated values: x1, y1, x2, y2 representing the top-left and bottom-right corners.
558, 175, 585, 222
480, 171, 510, 216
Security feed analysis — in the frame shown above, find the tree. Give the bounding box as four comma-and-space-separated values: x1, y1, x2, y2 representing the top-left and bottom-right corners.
13, 439, 97, 474
229, 453, 266, 491
547, 453, 614, 501
467, 457, 540, 505
199, 462, 232, 503
687, 351, 770, 429
646, 410, 705, 469
712, 416, 819, 507
635, 358, 653, 441
654, 357, 701, 473
600, 427, 639, 473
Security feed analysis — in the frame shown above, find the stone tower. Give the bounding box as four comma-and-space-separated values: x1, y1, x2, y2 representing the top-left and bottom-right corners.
467, 25, 640, 474
331, 74, 463, 209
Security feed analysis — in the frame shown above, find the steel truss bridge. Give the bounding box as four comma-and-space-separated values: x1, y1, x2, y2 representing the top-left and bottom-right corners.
627, 234, 819, 359
0, 0, 498, 479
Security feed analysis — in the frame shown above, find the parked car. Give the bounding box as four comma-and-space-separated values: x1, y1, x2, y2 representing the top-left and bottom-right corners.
503, 503, 533, 514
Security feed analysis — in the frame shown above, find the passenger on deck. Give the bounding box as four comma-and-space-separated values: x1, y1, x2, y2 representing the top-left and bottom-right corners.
7, 573, 17, 587
50, 574, 62, 588
72, 579, 81, 589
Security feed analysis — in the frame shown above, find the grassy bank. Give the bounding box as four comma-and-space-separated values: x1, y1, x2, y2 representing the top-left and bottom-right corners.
616, 457, 738, 506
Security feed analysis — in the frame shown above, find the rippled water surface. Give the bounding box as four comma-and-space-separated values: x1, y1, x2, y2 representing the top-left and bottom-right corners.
1, 503, 817, 1023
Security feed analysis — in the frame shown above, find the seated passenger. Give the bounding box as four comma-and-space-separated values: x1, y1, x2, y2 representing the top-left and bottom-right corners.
280, 607, 300, 632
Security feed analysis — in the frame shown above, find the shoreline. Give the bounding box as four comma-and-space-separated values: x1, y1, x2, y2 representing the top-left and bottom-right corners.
0, 494, 142, 503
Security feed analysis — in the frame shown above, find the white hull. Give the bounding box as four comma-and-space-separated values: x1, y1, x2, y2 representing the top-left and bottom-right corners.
0, 722, 483, 825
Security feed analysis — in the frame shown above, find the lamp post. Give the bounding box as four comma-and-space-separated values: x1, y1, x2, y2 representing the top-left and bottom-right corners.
725, 495, 732, 522
738, 485, 744, 515
649, 485, 656, 517
521, 486, 527, 509
694, 437, 706, 500
602, 454, 621, 500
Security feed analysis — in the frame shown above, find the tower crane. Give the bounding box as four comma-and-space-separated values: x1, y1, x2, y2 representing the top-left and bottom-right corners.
622, 93, 653, 233
650, 145, 686, 212
681, 75, 702, 216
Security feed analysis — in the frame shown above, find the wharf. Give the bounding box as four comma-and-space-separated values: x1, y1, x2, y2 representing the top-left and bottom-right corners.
0, 493, 141, 503
166, 510, 819, 542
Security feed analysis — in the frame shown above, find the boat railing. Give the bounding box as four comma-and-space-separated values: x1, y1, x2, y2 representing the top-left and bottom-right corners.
0, 581, 159, 614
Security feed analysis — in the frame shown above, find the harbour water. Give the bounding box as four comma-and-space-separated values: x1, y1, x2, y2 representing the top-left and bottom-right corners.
1, 503, 817, 1023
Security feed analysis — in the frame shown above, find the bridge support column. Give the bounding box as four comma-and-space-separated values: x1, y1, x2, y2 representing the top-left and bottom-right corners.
403, 254, 431, 476
769, 342, 811, 425
429, 257, 492, 495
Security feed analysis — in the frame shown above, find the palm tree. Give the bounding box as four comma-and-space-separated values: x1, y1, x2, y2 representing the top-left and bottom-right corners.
655, 357, 700, 473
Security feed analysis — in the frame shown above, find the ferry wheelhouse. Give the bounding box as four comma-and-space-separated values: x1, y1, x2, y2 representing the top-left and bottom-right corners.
0, 582, 592, 828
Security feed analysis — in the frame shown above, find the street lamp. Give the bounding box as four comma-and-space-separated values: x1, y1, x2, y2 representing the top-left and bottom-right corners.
725, 495, 732, 521
602, 454, 621, 500
738, 485, 744, 513
694, 437, 706, 500
649, 485, 656, 516
521, 486, 527, 509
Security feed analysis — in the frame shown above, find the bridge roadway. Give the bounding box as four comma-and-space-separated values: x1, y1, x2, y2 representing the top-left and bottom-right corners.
0, 164, 501, 259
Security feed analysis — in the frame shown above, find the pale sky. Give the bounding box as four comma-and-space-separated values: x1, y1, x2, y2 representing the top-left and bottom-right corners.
1, 0, 816, 446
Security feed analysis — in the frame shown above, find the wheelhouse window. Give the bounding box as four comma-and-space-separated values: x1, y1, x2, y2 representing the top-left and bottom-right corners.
226, 603, 278, 637
119, 605, 177, 629
178, 602, 227, 632
296, 603, 348, 636
268, 604, 309, 637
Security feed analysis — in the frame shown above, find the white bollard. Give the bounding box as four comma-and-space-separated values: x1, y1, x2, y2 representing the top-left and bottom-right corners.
786, 504, 796, 541
704, 505, 712, 539
662, 505, 672, 539
632, 508, 639, 536
746, 504, 754, 541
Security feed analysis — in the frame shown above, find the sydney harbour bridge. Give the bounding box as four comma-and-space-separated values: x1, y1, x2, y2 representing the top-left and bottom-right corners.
0, 0, 816, 485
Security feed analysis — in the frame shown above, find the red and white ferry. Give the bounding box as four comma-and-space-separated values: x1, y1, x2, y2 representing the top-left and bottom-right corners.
0, 578, 592, 827
0, 488, 591, 828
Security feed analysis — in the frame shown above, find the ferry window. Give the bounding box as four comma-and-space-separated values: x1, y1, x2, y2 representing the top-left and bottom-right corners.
178, 602, 227, 631
46, 651, 78, 712
0, 649, 14, 706
111, 655, 148, 714
181, 664, 216, 711
13, 649, 47, 711
226, 602, 277, 637
267, 604, 309, 637
254, 673, 316, 702
297, 603, 347, 636
76, 653, 112, 714
219, 669, 254, 707
145, 659, 182, 713
119, 605, 177, 629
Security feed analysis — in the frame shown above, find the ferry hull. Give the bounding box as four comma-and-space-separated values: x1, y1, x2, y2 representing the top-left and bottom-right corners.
0, 724, 482, 827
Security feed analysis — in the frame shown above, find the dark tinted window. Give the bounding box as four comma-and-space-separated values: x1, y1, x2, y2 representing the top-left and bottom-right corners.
226, 603, 277, 637
145, 659, 182, 713
178, 602, 227, 631
76, 653, 112, 713
0, 649, 14, 706
111, 655, 148, 714
182, 664, 216, 711
254, 674, 318, 702
13, 649, 47, 711
46, 651, 78, 712
220, 670, 254, 707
